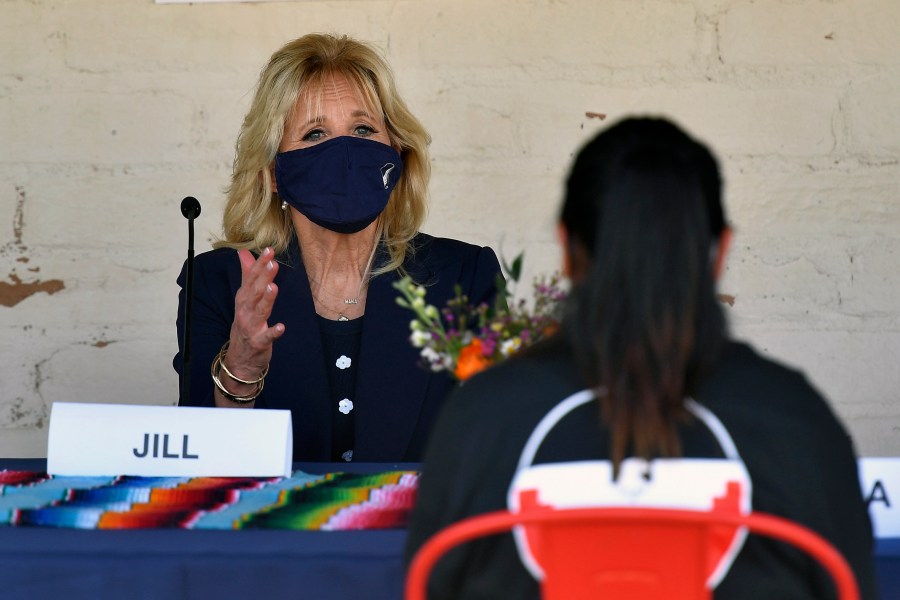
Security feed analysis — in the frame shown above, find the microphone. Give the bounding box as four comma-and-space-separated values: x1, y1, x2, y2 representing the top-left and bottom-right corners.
180, 197, 201, 406
181, 196, 201, 220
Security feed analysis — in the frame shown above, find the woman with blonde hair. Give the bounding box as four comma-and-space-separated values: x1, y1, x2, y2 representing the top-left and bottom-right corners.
174, 33, 501, 463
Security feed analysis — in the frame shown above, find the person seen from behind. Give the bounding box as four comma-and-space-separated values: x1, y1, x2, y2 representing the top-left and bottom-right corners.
405, 116, 877, 599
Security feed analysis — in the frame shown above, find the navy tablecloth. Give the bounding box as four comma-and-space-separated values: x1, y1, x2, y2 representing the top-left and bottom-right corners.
876, 538, 900, 600
0, 460, 412, 600
1, 460, 897, 600
0, 527, 407, 600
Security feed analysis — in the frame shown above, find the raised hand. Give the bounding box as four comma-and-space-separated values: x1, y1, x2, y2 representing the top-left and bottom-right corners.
216, 247, 286, 405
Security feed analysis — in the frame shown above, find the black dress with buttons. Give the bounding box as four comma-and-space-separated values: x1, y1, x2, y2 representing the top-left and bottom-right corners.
318, 315, 363, 462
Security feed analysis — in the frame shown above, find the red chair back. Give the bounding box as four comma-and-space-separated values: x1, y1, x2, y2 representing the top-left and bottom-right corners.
405, 506, 860, 600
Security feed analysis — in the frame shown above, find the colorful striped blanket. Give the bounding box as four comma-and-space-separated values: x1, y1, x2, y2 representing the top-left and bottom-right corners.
0, 469, 417, 530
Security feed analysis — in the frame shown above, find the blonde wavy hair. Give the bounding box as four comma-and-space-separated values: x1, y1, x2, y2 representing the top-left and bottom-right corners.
216, 33, 431, 275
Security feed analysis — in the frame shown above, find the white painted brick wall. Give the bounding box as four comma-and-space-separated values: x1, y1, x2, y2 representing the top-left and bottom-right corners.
1, 0, 897, 457
720, 1, 900, 66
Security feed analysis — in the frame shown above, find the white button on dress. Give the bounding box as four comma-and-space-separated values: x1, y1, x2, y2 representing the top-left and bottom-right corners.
335, 355, 352, 370
338, 398, 353, 414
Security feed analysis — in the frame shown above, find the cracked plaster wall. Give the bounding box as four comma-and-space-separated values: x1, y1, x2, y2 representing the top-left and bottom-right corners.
1, 0, 898, 457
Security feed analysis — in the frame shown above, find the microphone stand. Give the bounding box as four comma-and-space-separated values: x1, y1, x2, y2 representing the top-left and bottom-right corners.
180, 196, 201, 406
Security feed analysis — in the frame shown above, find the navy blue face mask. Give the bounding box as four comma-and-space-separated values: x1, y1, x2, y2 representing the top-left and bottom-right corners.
274, 136, 403, 234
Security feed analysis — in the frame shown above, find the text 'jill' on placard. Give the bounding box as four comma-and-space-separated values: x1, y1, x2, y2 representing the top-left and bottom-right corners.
47, 402, 292, 477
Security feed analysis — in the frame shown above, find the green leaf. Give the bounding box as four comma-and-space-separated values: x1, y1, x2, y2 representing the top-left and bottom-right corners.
501, 252, 524, 284
493, 272, 510, 314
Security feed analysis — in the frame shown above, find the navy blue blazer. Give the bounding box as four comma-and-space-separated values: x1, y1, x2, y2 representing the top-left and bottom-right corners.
175, 233, 501, 462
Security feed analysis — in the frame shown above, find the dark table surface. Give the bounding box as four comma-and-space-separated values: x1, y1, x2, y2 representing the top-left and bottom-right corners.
2, 460, 897, 600
0, 460, 413, 600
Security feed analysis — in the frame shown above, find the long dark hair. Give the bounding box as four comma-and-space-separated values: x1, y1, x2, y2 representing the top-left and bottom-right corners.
560, 117, 728, 472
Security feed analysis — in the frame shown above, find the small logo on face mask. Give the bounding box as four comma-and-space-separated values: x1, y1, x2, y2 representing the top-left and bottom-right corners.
381, 163, 396, 189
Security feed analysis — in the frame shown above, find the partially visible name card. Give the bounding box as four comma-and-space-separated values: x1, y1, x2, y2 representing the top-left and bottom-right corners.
859, 457, 900, 538
47, 402, 292, 478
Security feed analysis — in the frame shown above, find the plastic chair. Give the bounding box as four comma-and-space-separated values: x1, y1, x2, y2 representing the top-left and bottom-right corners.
405, 504, 860, 600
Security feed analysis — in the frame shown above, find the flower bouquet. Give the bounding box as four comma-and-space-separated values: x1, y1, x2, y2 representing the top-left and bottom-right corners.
393, 254, 567, 381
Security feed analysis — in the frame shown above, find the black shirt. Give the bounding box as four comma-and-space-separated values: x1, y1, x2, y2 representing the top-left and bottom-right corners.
405, 336, 878, 600
317, 315, 363, 462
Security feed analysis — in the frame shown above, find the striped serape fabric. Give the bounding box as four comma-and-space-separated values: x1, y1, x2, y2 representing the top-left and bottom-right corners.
0, 469, 417, 530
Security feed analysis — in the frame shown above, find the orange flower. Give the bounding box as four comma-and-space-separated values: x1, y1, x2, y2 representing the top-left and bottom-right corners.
454, 339, 492, 381
542, 322, 560, 337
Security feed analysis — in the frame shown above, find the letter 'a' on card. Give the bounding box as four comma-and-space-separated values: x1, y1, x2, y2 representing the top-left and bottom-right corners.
46, 402, 292, 477
859, 457, 900, 538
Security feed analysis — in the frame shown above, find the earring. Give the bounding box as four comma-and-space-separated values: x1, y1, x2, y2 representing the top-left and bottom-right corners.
281, 201, 288, 211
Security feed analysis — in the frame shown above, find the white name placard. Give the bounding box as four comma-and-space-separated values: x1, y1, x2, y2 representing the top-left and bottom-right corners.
47, 402, 292, 478
859, 457, 900, 538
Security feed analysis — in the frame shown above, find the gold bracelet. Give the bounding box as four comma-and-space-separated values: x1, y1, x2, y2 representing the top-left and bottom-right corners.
210, 344, 265, 404
216, 341, 269, 385
212, 366, 263, 404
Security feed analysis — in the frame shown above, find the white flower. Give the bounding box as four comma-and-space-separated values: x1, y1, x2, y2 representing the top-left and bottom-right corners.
338, 398, 353, 414
424, 305, 439, 319
410, 319, 423, 332
412, 296, 425, 309
420, 346, 449, 372
500, 337, 522, 357
335, 355, 352, 369
410, 330, 431, 348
